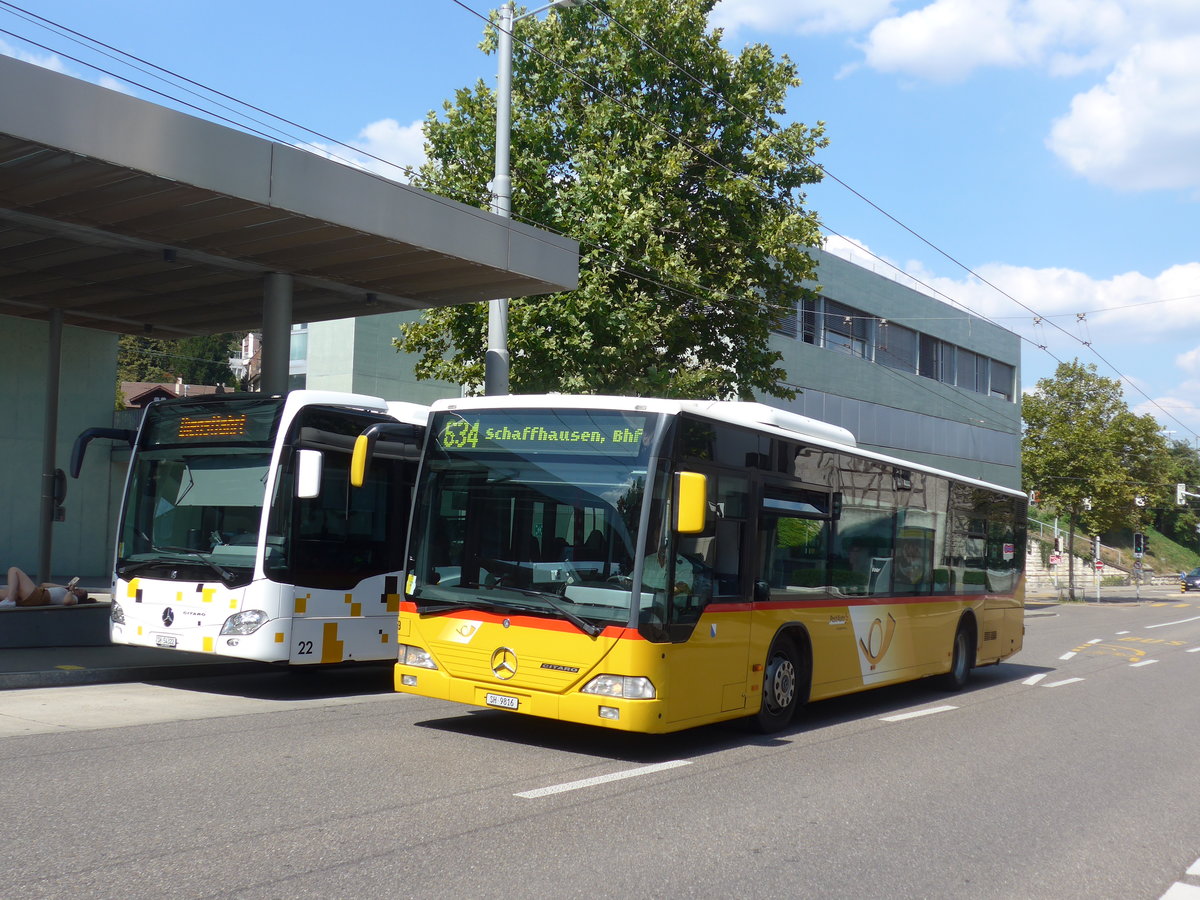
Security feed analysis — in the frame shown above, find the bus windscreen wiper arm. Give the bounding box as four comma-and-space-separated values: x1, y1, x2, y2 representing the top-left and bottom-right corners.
481, 585, 603, 637
149, 546, 235, 582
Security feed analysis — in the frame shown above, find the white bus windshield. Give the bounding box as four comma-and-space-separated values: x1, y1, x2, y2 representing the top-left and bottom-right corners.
117, 398, 284, 586
408, 409, 660, 630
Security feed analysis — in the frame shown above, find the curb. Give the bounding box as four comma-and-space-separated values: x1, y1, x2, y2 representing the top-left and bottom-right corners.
0, 661, 270, 691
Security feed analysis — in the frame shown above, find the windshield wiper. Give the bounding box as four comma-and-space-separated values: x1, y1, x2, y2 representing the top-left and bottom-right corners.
122, 546, 236, 583
481, 584, 603, 637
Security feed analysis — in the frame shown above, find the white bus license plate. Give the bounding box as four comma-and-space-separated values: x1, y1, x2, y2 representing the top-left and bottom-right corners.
155, 635, 178, 649
485, 692, 519, 710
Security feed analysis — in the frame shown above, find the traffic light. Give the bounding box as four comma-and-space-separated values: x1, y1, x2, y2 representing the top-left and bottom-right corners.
1178, 483, 1188, 505
1053, 536, 1062, 553
1133, 532, 1145, 555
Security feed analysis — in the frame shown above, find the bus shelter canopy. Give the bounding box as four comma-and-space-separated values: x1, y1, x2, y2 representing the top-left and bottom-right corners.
0, 53, 578, 337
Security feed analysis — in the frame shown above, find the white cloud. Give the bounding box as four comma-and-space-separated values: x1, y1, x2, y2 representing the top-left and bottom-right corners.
859, 0, 1032, 82
711, 0, 897, 37
1047, 36, 1200, 191
815, 2, 1200, 193
302, 118, 426, 184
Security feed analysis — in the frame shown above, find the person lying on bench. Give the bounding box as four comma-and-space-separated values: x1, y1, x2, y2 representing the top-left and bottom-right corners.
0, 567, 91, 607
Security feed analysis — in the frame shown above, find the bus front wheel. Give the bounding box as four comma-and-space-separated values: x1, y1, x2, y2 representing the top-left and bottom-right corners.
752, 637, 802, 733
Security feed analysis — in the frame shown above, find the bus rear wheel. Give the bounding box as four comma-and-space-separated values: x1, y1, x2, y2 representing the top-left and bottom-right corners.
752, 637, 802, 733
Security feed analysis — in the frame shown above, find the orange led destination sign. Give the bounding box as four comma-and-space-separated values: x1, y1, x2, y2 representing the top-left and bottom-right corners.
177, 414, 249, 439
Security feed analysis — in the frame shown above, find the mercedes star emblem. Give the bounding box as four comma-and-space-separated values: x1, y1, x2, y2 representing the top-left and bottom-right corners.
490, 646, 518, 680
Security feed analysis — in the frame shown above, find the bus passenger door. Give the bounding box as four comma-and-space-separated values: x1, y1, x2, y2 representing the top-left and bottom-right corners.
662, 473, 752, 724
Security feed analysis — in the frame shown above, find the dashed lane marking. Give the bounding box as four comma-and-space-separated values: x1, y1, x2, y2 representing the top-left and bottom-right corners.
1044, 677, 1085, 688
515, 760, 692, 799
1161, 883, 1200, 898
1130, 659, 1159, 667
881, 705, 957, 722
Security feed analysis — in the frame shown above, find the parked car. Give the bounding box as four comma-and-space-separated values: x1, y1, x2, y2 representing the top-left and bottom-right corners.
1181, 567, 1200, 592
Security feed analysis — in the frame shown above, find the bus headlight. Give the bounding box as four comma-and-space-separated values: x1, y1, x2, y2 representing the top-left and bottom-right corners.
110, 600, 125, 625
220, 609, 269, 635
581, 675, 656, 699
399, 644, 438, 669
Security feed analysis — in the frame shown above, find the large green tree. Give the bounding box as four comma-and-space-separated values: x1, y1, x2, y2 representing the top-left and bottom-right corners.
1023, 360, 1171, 598
400, 0, 827, 398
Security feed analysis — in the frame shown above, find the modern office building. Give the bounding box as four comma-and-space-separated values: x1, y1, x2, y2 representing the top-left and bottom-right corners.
769, 247, 1021, 489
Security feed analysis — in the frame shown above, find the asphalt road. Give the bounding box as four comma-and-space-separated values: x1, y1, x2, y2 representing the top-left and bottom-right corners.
4, 597, 1200, 899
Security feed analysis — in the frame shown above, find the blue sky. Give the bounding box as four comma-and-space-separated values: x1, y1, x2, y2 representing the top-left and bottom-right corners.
3, 0, 1199, 440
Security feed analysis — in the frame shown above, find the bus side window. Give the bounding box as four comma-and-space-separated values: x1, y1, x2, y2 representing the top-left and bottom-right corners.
759, 486, 833, 595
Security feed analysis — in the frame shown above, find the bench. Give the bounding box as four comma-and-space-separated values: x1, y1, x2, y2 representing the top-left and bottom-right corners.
0, 601, 113, 648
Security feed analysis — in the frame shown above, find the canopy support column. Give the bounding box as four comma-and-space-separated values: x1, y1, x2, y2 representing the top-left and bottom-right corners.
261, 272, 293, 395
36, 308, 63, 582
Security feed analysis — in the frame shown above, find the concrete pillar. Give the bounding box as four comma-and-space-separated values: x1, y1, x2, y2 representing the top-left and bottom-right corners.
36, 308, 63, 582
262, 272, 293, 395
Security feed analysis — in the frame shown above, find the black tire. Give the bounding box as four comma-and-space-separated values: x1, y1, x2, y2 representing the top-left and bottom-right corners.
752, 636, 802, 733
939, 624, 972, 691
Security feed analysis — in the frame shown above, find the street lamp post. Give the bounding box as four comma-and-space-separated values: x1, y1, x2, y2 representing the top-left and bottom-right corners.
485, 0, 579, 396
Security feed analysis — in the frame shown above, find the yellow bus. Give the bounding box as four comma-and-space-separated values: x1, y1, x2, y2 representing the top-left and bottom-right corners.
381, 395, 1025, 734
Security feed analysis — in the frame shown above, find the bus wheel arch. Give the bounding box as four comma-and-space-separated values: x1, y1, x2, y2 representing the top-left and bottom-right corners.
940, 613, 977, 692
750, 625, 811, 733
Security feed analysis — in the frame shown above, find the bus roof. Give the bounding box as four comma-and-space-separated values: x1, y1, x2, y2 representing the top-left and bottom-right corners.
431, 394, 1025, 500
279, 391, 428, 426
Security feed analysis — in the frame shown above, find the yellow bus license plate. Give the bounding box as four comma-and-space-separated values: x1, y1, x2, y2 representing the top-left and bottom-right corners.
485, 693, 519, 710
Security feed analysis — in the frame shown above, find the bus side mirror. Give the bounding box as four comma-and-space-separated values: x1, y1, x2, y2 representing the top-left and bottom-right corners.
350, 434, 371, 488
296, 449, 323, 499
675, 471, 707, 534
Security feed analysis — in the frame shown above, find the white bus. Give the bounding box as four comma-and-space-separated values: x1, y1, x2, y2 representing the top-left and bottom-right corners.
77, 390, 426, 664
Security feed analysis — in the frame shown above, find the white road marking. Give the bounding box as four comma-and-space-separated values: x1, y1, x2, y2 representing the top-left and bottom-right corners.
515, 760, 692, 798
1130, 659, 1159, 667
1023, 673, 1048, 685
1187, 647, 1200, 654
1087, 638, 1103, 644
1059, 651, 1077, 660
880, 705, 957, 722
1147, 615, 1200, 629
1044, 677, 1084, 688
1187, 856, 1200, 876
1116, 630, 1130, 635
1161, 883, 1200, 899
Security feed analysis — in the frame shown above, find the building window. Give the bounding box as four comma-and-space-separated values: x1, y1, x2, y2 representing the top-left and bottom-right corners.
801, 298, 818, 344
919, 334, 939, 379
990, 361, 1014, 400
940, 343, 957, 386
772, 300, 798, 338
877, 323, 917, 373
823, 300, 869, 359
957, 349, 978, 392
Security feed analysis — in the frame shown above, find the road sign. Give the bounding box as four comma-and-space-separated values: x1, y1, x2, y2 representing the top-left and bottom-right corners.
1094, 560, 1104, 570
1049, 554, 1062, 565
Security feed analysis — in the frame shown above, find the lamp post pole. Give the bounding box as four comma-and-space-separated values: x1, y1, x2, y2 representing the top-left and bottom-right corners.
485, 1, 516, 396
485, 0, 578, 396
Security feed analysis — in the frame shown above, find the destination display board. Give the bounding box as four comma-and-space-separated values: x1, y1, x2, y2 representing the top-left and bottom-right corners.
432, 409, 653, 457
